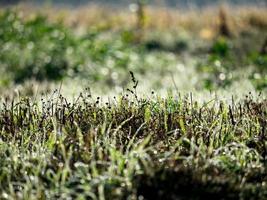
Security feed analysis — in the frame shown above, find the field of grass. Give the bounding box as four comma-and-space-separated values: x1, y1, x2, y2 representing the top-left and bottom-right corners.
0, 3, 267, 200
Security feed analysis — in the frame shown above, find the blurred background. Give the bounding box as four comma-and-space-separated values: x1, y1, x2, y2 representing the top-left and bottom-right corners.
1, 0, 267, 7
0, 0, 266, 99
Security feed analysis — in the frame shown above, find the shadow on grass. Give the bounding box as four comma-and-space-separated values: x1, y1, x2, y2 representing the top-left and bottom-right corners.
135, 166, 267, 200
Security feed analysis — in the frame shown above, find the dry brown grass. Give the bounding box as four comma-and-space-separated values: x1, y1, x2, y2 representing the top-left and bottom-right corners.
4, 3, 267, 39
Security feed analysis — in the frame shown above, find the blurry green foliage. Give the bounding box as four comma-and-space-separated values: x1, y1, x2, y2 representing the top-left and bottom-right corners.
197, 38, 234, 90
0, 10, 265, 92
0, 10, 71, 82
0, 10, 144, 86
197, 37, 267, 91
248, 52, 267, 90
249, 52, 267, 72
211, 37, 230, 57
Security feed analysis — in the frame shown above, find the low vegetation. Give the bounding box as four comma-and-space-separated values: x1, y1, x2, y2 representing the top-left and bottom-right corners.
0, 4, 266, 199
0, 7, 266, 94
0, 83, 266, 199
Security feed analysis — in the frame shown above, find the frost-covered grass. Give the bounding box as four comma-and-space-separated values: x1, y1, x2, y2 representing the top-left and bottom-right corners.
0, 87, 266, 199
0, 5, 267, 199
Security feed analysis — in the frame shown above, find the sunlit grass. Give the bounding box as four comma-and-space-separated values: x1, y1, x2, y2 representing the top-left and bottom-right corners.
0, 4, 266, 199
0, 86, 266, 199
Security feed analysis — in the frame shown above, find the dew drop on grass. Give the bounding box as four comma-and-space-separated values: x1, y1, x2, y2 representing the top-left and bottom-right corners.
101, 68, 109, 76
138, 195, 145, 200
29, 175, 35, 181
219, 73, 226, 81
44, 56, 51, 64
254, 73, 261, 79
74, 162, 85, 168
27, 42, 34, 50
58, 162, 64, 168
214, 60, 221, 67
2, 193, 8, 199
176, 63, 185, 72
66, 47, 74, 55
111, 72, 118, 80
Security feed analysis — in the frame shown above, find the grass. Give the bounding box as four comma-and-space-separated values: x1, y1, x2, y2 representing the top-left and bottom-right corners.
10, 4, 267, 33
0, 85, 266, 199
0, 3, 267, 199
